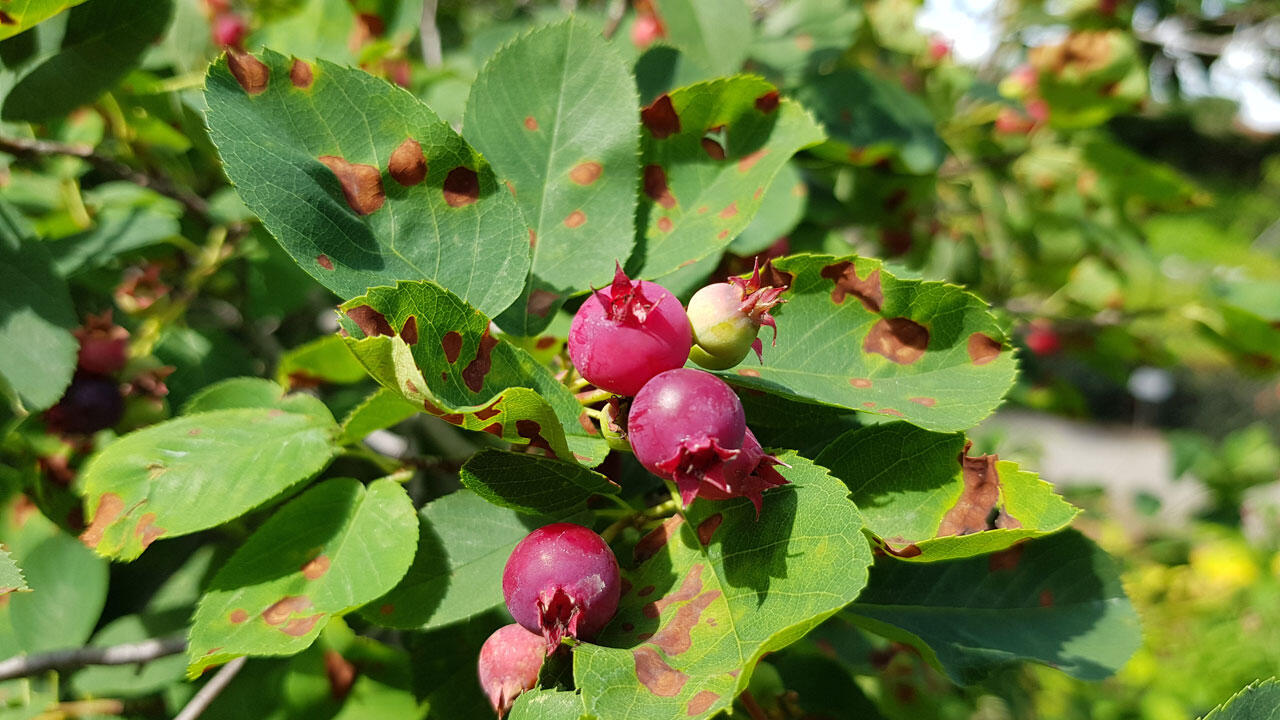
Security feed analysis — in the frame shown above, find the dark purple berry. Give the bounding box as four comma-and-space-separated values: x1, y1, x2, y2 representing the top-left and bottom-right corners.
45, 373, 124, 435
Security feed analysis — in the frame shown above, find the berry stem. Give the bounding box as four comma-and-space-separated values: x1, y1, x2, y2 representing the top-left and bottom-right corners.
576, 388, 613, 406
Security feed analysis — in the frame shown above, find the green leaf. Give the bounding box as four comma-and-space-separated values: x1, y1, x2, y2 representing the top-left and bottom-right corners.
573, 454, 872, 720
509, 689, 592, 720
361, 490, 581, 630
749, 0, 864, 85
656, 0, 753, 79
338, 388, 418, 445
814, 422, 1077, 560
0, 0, 174, 122
730, 160, 807, 256
460, 449, 618, 516
78, 398, 338, 561
463, 18, 639, 334
1201, 679, 1280, 720
0, 546, 27, 595
0, 0, 89, 41
767, 652, 886, 720
0, 531, 108, 656
204, 48, 531, 316
340, 281, 608, 465
406, 609, 507, 717
249, 0, 363, 67
276, 335, 370, 388
846, 530, 1142, 684
794, 68, 946, 174
0, 201, 77, 412
187, 477, 418, 676
637, 76, 825, 279
181, 376, 333, 423
720, 254, 1017, 433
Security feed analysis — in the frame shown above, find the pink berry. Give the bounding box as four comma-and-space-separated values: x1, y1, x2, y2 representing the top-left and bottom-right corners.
502, 523, 620, 652
212, 13, 248, 48
631, 14, 666, 49
1025, 323, 1061, 356
567, 264, 692, 397
690, 429, 788, 517
687, 260, 785, 370
628, 369, 746, 501
73, 312, 129, 376
477, 624, 547, 719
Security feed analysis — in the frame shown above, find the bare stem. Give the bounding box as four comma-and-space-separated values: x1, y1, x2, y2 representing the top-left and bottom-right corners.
0, 634, 187, 682
419, 0, 443, 69
172, 656, 247, 720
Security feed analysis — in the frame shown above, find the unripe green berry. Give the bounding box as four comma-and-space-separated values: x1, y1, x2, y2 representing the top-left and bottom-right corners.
687, 283, 758, 369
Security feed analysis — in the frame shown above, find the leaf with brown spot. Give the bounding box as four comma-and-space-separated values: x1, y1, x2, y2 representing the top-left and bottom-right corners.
289, 58, 314, 88
716, 254, 1017, 433
187, 478, 417, 677
815, 422, 1078, 562
228, 50, 270, 95
205, 48, 530, 317
464, 19, 639, 336
573, 455, 871, 719
636, 76, 825, 279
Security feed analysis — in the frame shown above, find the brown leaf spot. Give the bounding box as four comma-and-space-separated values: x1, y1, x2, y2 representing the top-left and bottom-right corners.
643, 165, 677, 209
862, 401, 876, 408
820, 261, 883, 311
650, 589, 720, 655
262, 596, 311, 625
506, 180, 517, 197
482, 423, 504, 437
652, 564, 704, 617
701, 138, 725, 160
134, 513, 165, 549
301, 555, 331, 580
633, 646, 688, 697
620, 579, 633, 596
398, 316, 418, 345
388, 138, 427, 186
229, 609, 249, 624
188, 428, 203, 436
282, 613, 325, 637
227, 50, 269, 94
634, 515, 684, 564
441, 331, 463, 363
641, 94, 680, 139
474, 399, 502, 421
967, 333, 1003, 365
316, 254, 334, 270
442, 167, 479, 208
564, 210, 587, 228
524, 116, 539, 131
753, 186, 764, 200
324, 650, 357, 702
516, 420, 557, 458
528, 228, 537, 247
696, 514, 722, 546
0, 12, 14, 25
379, 604, 394, 615
849, 378, 872, 388
910, 397, 936, 407
688, 691, 720, 715
719, 202, 738, 219
738, 149, 769, 172
622, 622, 635, 632
762, 260, 793, 290
657, 217, 673, 233
345, 306, 393, 337
937, 450, 1000, 537
80, 493, 124, 549
578, 412, 599, 436
462, 329, 498, 392
289, 58, 313, 88
638, 585, 656, 597
1039, 589, 1055, 607
988, 543, 1024, 572
864, 317, 929, 364
737, 368, 761, 377
569, 161, 603, 186
717, 229, 729, 240
881, 541, 922, 558
754, 90, 780, 113
881, 408, 904, 417
319, 156, 385, 215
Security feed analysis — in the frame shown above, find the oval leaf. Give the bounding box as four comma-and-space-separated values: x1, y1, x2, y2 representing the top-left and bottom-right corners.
461, 449, 619, 516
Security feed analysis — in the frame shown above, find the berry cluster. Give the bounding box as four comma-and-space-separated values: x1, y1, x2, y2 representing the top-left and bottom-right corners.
478, 265, 790, 716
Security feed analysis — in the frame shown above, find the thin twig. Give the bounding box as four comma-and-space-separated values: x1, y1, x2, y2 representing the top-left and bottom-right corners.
0, 634, 188, 682
0, 136, 213, 224
419, 0, 443, 69
602, 0, 627, 39
172, 656, 247, 720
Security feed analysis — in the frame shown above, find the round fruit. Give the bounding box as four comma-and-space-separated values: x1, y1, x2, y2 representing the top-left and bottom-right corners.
502, 523, 620, 652
688, 261, 785, 370
567, 264, 692, 396
477, 623, 547, 719
74, 314, 129, 376
45, 373, 124, 435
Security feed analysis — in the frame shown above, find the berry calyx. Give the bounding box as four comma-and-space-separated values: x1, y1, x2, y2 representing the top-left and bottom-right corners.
477, 624, 547, 719
73, 311, 129, 376
690, 429, 788, 517
502, 523, 621, 652
628, 369, 747, 499
687, 260, 785, 370
567, 264, 692, 397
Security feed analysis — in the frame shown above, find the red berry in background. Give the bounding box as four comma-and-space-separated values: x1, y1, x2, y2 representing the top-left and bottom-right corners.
73, 311, 129, 376
502, 523, 620, 652
928, 36, 951, 62
567, 264, 692, 396
687, 260, 785, 370
687, 429, 788, 516
477, 624, 547, 718
630, 13, 666, 49
628, 369, 747, 501
45, 373, 124, 436
994, 107, 1035, 135
1025, 322, 1062, 356
212, 13, 248, 49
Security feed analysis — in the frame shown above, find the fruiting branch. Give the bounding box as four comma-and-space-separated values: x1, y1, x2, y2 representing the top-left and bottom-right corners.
0, 634, 187, 682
